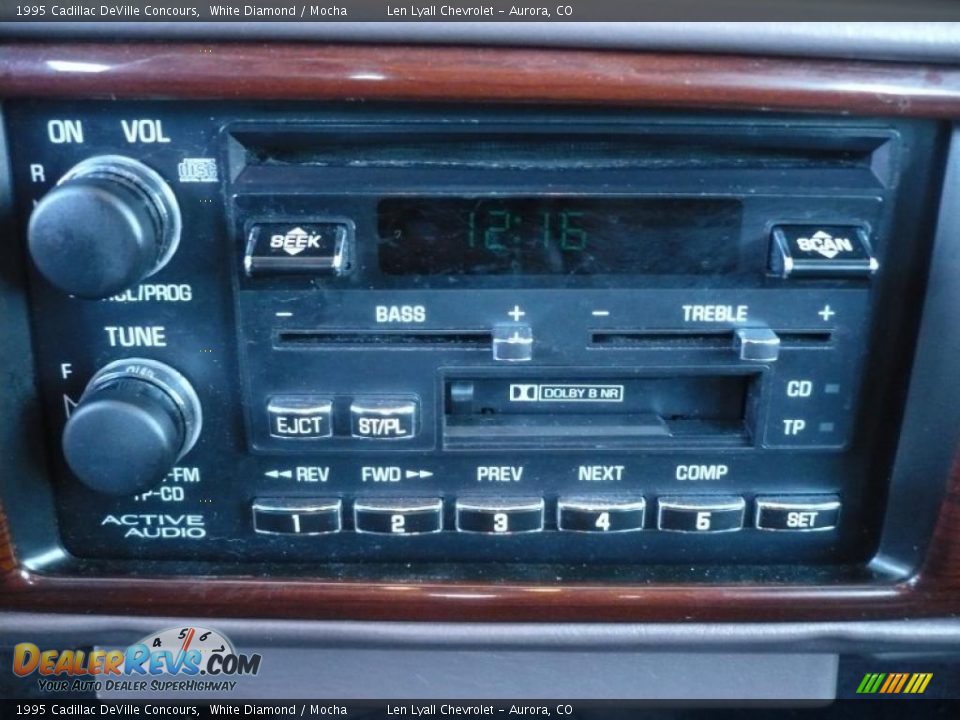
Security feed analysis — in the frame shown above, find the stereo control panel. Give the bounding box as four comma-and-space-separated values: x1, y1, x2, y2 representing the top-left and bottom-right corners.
5, 101, 944, 572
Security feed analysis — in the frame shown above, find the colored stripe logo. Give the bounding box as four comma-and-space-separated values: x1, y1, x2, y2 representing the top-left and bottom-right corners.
857, 672, 933, 694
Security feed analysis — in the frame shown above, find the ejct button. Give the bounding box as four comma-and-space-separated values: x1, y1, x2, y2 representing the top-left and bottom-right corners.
267, 396, 333, 439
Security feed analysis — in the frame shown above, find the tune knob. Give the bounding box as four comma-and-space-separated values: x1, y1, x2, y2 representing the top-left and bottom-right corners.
28, 156, 181, 299
63, 359, 202, 496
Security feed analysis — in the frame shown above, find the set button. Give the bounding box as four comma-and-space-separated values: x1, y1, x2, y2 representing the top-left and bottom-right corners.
252, 498, 342, 535
456, 498, 545, 534
755, 495, 840, 531
657, 496, 746, 533
354, 498, 443, 535
557, 498, 646, 533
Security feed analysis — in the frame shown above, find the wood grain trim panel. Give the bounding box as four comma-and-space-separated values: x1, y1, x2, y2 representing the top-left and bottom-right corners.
0, 43, 959, 117
1, 42, 959, 621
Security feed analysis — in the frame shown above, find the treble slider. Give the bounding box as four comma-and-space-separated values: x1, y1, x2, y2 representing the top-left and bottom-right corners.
735, 327, 780, 362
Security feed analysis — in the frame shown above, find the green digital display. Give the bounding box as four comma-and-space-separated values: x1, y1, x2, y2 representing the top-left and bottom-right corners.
377, 197, 743, 275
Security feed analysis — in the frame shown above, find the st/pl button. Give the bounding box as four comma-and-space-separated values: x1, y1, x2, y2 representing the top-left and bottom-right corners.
267, 396, 333, 439
350, 398, 418, 440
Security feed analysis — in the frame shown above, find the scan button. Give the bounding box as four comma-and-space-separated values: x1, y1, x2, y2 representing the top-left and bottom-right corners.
770, 225, 878, 278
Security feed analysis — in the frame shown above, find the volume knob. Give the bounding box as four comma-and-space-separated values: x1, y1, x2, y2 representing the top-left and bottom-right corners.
28, 156, 181, 299
63, 359, 202, 496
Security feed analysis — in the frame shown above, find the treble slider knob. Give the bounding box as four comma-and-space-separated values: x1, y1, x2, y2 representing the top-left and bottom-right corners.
735, 327, 780, 362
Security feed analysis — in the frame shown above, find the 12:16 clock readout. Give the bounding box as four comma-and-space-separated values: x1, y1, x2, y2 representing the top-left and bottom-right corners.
376, 197, 744, 275
468, 210, 588, 251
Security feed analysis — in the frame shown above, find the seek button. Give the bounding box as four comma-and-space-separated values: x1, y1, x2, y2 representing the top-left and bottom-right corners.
244, 221, 349, 276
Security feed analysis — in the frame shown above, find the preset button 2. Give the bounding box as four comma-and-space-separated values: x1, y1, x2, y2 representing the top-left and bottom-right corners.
353, 498, 443, 535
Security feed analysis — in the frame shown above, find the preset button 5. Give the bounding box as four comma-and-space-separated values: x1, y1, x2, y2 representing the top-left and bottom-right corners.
657, 496, 746, 533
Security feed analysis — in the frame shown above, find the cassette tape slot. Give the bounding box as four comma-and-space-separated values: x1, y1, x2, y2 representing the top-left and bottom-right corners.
444, 374, 757, 450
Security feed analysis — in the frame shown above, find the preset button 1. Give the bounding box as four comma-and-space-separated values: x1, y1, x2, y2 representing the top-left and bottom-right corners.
252, 498, 342, 535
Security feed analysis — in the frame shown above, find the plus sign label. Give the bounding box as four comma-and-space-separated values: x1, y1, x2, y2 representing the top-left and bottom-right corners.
508, 305, 526, 321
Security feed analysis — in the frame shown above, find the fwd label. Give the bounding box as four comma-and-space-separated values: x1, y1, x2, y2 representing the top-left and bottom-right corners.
362, 466, 402, 483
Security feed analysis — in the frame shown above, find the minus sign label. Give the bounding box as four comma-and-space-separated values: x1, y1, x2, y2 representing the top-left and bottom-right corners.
275, 311, 294, 318
592, 310, 610, 317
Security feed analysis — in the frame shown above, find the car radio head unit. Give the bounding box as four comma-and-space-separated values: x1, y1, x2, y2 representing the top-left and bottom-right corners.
4, 101, 943, 574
